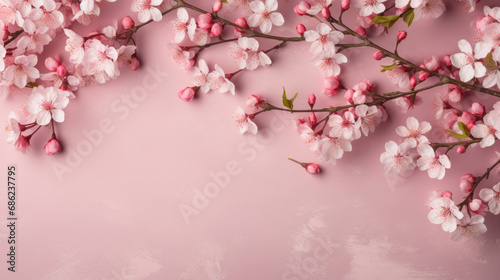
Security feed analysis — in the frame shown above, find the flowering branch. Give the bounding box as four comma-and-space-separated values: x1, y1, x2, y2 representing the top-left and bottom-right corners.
457, 157, 500, 211
326, 17, 500, 98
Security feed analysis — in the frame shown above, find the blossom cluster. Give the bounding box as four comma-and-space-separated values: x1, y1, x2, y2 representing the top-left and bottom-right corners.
2, 0, 142, 153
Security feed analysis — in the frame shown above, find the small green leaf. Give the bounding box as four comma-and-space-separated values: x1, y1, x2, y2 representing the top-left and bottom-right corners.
457, 122, 471, 137
372, 15, 400, 24
448, 130, 469, 139
402, 9, 415, 27
372, 15, 400, 29
380, 62, 397, 72
221, 0, 228, 3
282, 87, 298, 110
26, 82, 36, 87
483, 52, 497, 72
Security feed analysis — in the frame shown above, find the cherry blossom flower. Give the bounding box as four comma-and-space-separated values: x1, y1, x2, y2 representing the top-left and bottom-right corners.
328, 111, 361, 140
246, 94, 266, 109
380, 141, 416, 175
417, 144, 451, 180
247, 0, 284, 34
167, 44, 195, 71
427, 197, 464, 232
26, 86, 70, 125
479, 182, 500, 215
394, 95, 423, 113
5, 112, 22, 145
396, 117, 431, 148
233, 106, 257, 134
450, 39, 488, 82
470, 110, 500, 148
0, 0, 24, 26
319, 129, 352, 165
385, 65, 410, 89
17, 20, 51, 53
355, 105, 382, 136
2, 54, 40, 89
312, 49, 348, 77
131, 0, 163, 23
171, 8, 189, 43
304, 23, 344, 55
207, 64, 235, 95
424, 56, 440, 72
116, 45, 137, 70
82, 39, 118, 83
191, 59, 210, 93
14, 135, 31, 153
64, 29, 85, 64
483, 48, 500, 89
230, 37, 271, 70
450, 214, 487, 241
357, 0, 388, 17
413, 0, 446, 20
29, 0, 64, 29
187, 18, 209, 46
480, 22, 500, 50
299, 124, 321, 151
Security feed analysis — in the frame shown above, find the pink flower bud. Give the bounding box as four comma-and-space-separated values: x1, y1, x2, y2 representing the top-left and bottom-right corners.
309, 112, 317, 125
44, 138, 62, 155
234, 17, 248, 32
467, 122, 474, 130
308, 94, 316, 107
296, 24, 306, 35
459, 174, 475, 193
130, 55, 140, 71
470, 102, 485, 117
354, 26, 366, 37
45, 57, 61, 71
410, 76, 417, 88
442, 54, 452, 67
418, 72, 429, 81
469, 199, 487, 215
212, 0, 223, 13
469, 199, 482, 211
321, 7, 331, 19
323, 75, 340, 96
57, 65, 67, 77
441, 191, 452, 199
457, 145, 466, 154
197, 13, 213, 31
122, 16, 135, 30
344, 89, 354, 103
210, 22, 223, 37
306, 163, 320, 174
294, 1, 311, 16
373, 50, 383, 60
178, 87, 196, 102
341, 0, 350, 10
397, 30, 407, 41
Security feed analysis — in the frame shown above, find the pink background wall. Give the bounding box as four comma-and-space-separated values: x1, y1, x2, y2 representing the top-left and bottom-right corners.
2, 0, 500, 279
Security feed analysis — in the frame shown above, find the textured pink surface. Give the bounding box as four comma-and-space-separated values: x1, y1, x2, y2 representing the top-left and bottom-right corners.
2, 1, 500, 279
